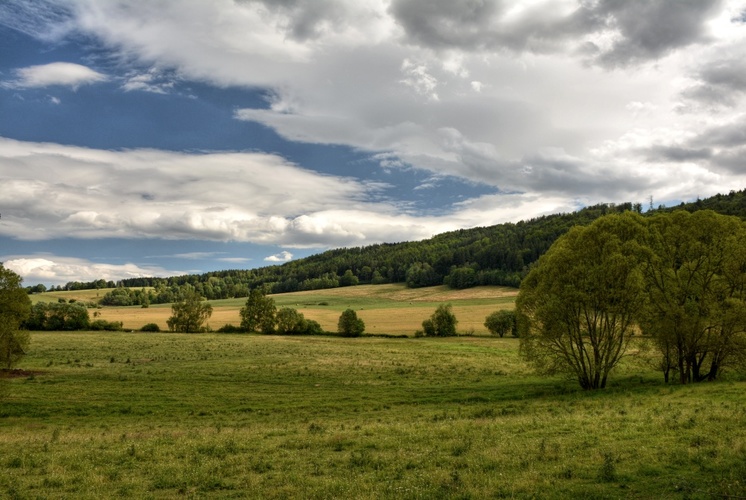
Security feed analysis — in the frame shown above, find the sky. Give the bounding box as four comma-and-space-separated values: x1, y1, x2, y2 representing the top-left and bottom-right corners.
1, 0, 746, 287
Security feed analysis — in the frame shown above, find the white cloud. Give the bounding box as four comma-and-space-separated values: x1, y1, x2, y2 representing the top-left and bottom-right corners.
5, 62, 107, 89
2, 256, 181, 287
2, 0, 746, 258
170, 252, 224, 260
264, 251, 293, 262
121, 69, 176, 94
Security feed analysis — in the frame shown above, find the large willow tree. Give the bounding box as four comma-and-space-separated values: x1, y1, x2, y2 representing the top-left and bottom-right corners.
639, 210, 746, 384
516, 213, 647, 390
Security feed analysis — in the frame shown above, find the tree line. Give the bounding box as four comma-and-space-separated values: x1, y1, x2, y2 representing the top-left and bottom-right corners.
28, 190, 746, 300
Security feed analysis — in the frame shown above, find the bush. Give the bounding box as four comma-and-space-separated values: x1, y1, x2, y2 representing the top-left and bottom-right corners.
140, 323, 161, 332
89, 319, 124, 331
422, 304, 458, 337
484, 310, 517, 337
338, 309, 365, 337
276, 307, 310, 335
303, 319, 324, 335
216, 324, 245, 333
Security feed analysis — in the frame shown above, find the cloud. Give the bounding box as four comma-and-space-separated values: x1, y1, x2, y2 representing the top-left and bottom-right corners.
585, 0, 723, 68
2, 255, 182, 286
170, 252, 225, 260
0, 137, 461, 248
264, 251, 293, 262
387, 0, 723, 66
681, 46, 746, 107
0, 0, 75, 41
2, 0, 745, 256
4, 62, 107, 89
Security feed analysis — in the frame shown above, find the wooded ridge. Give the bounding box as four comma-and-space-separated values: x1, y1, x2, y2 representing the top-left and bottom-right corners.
39, 189, 746, 301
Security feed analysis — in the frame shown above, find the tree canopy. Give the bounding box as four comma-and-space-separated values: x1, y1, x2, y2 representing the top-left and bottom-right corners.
639, 210, 746, 384
517, 213, 647, 390
484, 310, 517, 338
166, 287, 213, 333
338, 309, 365, 337
422, 304, 458, 337
517, 209, 746, 388
240, 289, 276, 334
0, 264, 32, 369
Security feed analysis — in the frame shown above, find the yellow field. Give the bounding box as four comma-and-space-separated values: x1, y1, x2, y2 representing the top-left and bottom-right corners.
31, 288, 123, 304
38, 284, 518, 335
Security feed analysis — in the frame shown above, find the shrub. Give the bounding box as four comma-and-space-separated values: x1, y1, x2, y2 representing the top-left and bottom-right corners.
216, 324, 245, 333
276, 308, 307, 335
303, 319, 324, 335
484, 310, 517, 337
140, 323, 161, 332
338, 309, 365, 337
89, 319, 124, 331
422, 304, 458, 337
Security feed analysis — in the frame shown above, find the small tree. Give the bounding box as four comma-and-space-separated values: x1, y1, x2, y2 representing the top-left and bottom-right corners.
0, 264, 32, 369
339, 270, 359, 287
484, 310, 517, 337
167, 287, 213, 333
240, 289, 277, 333
423, 304, 458, 336
338, 309, 365, 337
276, 307, 306, 334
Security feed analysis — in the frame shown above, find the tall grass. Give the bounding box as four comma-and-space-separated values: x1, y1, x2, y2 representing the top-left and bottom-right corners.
2, 332, 746, 498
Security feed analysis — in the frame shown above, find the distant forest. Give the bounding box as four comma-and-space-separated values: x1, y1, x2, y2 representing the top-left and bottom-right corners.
37, 189, 746, 303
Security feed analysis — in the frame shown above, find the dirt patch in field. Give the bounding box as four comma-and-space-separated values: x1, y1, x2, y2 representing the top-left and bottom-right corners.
0, 369, 45, 379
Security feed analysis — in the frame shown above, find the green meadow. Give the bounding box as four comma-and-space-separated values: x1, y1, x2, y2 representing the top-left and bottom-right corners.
3, 329, 746, 498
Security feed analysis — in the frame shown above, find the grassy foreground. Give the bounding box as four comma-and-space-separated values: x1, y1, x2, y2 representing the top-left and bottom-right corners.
2, 332, 746, 498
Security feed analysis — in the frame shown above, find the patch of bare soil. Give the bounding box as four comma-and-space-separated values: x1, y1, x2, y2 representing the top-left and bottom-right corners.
0, 369, 44, 379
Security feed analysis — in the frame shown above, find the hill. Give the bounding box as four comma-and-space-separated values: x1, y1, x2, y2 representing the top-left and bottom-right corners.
43, 189, 746, 299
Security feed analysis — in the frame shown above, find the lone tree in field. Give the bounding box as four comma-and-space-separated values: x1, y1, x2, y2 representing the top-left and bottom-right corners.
240, 289, 277, 334
516, 212, 647, 390
0, 264, 32, 369
167, 287, 213, 333
422, 304, 458, 337
484, 310, 517, 337
338, 308, 365, 337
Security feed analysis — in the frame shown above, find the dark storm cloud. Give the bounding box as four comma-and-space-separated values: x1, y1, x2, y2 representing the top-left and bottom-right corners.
646, 146, 714, 163
694, 117, 746, 148
589, 0, 722, 67
682, 51, 746, 106
238, 0, 350, 41
388, 0, 723, 66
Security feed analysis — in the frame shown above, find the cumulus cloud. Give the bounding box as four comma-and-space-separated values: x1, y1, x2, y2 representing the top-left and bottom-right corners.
264, 251, 293, 262
388, 0, 723, 66
2, 0, 745, 257
2, 255, 181, 287
4, 62, 107, 89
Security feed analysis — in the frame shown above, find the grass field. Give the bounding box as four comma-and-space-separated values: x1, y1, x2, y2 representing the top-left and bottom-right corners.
46, 284, 519, 334
2, 331, 746, 498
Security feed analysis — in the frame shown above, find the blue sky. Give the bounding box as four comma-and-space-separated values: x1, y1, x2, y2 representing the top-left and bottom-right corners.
1, 0, 745, 286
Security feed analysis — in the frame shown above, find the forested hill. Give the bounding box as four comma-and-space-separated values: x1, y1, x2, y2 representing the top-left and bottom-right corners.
46, 189, 746, 299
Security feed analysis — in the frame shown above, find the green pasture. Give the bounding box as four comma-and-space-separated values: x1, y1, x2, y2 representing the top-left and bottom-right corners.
2, 331, 746, 498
